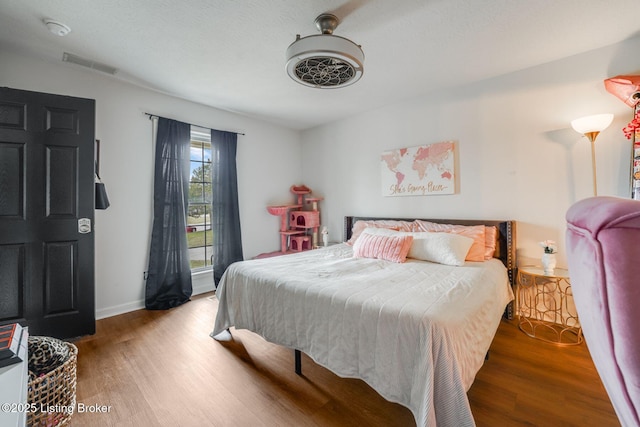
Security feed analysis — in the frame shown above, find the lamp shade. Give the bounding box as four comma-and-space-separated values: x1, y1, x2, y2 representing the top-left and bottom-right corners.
604, 75, 640, 107
571, 114, 614, 134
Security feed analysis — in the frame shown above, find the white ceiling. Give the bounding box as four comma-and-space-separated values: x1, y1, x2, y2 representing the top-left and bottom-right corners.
1, 0, 639, 130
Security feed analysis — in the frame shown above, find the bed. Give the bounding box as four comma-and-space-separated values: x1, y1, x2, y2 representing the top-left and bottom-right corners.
212, 216, 516, 427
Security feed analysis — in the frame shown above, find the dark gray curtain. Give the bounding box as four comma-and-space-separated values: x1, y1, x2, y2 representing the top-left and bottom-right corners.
211, 129, 243, 286
145, 118, 192, 309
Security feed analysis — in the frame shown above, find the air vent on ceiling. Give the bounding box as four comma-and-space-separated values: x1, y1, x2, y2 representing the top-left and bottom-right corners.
62, 52, 118, 75
286, 14, 364, 89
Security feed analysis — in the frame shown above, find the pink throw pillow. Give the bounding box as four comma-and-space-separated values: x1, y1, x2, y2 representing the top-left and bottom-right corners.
484, 226, 498, 260
352, 232, 413, 263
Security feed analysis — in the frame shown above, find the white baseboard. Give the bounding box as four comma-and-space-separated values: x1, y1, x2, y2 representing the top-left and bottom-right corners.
96, 300, 145, 320
95, 271, 215, 320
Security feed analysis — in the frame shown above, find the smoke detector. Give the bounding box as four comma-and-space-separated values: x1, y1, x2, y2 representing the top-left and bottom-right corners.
286, 14, 364, 89
44, 19, 71, 36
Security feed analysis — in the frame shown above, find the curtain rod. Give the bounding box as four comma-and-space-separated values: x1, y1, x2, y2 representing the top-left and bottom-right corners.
144, 112, 245, 136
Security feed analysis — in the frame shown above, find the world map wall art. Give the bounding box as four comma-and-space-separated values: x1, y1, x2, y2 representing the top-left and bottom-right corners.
380, 141, 456, 197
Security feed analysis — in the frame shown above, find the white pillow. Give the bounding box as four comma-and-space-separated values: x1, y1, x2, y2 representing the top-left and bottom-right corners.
407, 232, 474, 266
360, 227, 474, 266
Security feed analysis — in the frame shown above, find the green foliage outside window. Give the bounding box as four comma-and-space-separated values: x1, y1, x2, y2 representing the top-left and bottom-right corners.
187, 135, 213, 270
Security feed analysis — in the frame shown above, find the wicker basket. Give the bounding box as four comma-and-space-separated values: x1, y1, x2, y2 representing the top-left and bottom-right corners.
27, 341, 78, 427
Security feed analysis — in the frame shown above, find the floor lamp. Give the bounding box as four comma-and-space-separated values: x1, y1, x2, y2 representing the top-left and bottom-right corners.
571, 113, 614, 196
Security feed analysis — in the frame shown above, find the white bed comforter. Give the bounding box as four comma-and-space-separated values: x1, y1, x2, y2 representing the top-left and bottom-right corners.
212, 244, 513, 427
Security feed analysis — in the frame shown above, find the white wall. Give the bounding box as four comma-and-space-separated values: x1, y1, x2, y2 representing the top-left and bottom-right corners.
3, 36, 639, 320
1, 48, 302, 319
301, 36, 640, 268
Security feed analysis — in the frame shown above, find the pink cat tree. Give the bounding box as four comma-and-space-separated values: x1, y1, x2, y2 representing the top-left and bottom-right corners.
265, 185, 323, 256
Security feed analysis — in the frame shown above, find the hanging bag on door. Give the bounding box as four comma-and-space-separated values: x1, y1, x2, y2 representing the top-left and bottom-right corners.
95, 172, 110, 210
94, 138, 110, 210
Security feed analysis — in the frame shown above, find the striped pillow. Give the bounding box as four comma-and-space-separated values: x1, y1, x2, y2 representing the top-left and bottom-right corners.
352, 231, 413, 263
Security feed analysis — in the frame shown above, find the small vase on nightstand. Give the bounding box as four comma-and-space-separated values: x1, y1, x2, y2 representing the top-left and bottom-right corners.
541, 252, 557, 275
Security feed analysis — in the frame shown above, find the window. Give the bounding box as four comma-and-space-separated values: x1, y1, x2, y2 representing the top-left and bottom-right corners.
187, 126, 212, 271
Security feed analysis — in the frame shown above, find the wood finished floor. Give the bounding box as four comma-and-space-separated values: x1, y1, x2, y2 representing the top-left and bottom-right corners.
70, 292, 619, 426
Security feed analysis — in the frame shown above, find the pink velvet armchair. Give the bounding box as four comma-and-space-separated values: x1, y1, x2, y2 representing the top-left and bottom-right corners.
566, 196, 640, 427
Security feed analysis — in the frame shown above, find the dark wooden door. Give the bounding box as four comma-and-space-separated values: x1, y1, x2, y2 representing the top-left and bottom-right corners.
0, 87, 96, 339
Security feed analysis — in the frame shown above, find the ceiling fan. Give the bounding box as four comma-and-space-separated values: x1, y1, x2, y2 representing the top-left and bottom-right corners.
285, 13, 364, 89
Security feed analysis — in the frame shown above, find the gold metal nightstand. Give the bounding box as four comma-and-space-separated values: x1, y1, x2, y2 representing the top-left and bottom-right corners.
516, 266, 583, 345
